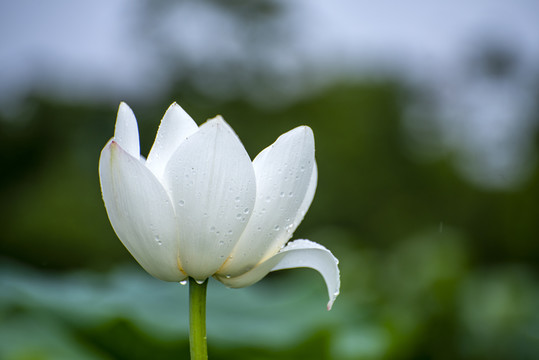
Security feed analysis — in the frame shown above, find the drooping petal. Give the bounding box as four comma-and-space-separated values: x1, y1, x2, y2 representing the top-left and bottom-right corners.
164, 116, 256, 281
99, 140, 186, 282
219, 126, 316, 277
146, 103, 199, 181
113, 102, 140, 158
217, 239, 340, 310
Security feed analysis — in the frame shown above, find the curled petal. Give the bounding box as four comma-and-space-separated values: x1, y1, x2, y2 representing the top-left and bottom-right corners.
217, 239, 340, 310
164, 116, 256, 281
219, 126, 316, 276
113, 102, 140, 158
99, 140, 186, 282
146, 103, 199, 181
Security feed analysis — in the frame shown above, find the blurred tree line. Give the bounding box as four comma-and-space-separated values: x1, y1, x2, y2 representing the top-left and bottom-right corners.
1, 79, 538, 269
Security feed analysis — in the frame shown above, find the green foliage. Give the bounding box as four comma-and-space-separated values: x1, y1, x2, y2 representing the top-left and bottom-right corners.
1, 79, 539, 359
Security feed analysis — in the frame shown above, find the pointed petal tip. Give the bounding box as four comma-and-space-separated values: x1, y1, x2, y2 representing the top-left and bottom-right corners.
207, 114, 226, 124
291, 125, 313, 136
166, 102, 182, 112
118, 101, 132, 113
201, 115, 237, 135
107, 140, 124, 153
327, 287, 340, 311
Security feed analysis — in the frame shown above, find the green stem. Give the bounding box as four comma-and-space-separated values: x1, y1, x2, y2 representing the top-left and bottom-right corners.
189, 277, 208, 360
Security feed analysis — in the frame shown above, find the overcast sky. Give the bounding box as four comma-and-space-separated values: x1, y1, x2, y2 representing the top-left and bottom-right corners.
1, 0, 538, 188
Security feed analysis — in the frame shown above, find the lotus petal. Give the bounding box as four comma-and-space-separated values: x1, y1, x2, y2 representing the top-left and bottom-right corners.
219, 126, 316, 276
99, 141, 185, 281
164, 117, 256, 281
217, 239, 340, 310
146, 103, 199, 181
113, 102, 140, 159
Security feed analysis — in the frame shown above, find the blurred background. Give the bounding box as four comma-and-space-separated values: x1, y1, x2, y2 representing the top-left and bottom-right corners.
1, 0, 539, 359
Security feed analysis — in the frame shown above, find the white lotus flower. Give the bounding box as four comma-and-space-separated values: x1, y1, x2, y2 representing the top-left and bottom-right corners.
99, 102, 340, 309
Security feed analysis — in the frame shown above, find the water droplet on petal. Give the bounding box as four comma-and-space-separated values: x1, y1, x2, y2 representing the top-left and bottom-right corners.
279, 192, 285, 198
219, 240, 225, 245
236, 213, 242, 219
274, 225, 280, 231
195, 279, 205, 285
178, 200, 185, 206
225, 275, 231, 279
210, 226, 216, 232
235, 196, 240, 202
179, 280, 187, 285
243, 208, 249, 214
288, 192, 294, 197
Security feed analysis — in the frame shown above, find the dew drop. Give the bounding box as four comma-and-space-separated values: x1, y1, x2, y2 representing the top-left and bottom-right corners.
178, 199, 185, 206
179, 280, 187, 285
225, 275, 231, 279
243, 208, 249, 214
288, 192, 294, 197
154, 236, 162, 245
210, 226, 216, 232
219, 240, 225, 245
279, 192, 285, 197
236, 213, 242, 219
195, 279, 205, 285
265, 196, 271, 203
227, 230, 233, 235
235, 196, 240, 203
256, 227, 262, 232
274, 225, 280, 231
